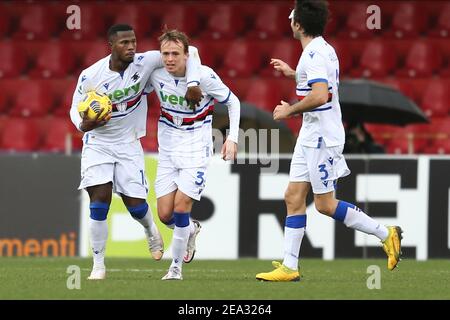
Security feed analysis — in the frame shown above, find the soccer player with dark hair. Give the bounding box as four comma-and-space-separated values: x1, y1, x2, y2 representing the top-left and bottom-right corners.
256, 1, 402, 282
70, 24, 203, 280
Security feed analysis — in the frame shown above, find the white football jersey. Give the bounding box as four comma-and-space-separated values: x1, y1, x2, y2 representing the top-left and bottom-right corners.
149, 66, 233, 158
295, 36, 345, 148
70, 49, 200, 145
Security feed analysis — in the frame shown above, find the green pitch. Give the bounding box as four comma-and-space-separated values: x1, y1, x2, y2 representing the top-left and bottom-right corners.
0, 258, 449, 300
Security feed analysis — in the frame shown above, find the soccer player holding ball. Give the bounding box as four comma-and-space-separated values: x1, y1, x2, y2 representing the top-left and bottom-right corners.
69, 24, 203, 280
256, 0, 402, 282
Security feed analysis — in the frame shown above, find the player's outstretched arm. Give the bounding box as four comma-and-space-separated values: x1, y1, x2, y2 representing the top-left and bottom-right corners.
270, 58, 296, 79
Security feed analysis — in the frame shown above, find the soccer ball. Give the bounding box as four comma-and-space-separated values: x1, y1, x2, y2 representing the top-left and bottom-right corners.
77, 91, 112, 120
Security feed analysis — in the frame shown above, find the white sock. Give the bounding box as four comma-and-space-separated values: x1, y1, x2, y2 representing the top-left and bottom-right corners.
343, 206, 389, 241
170, 225, 190, 270
89, 218, 108, 269
133, 206, 157, 235
282, 227, 305, 270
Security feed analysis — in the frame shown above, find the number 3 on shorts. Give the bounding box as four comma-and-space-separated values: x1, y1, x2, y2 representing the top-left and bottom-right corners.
195, 171, 205, 186
318, 164, 329, 181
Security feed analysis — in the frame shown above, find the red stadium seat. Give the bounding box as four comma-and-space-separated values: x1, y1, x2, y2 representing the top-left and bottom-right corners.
200, 5, 245, 40
53, 83, 77, 117
0, 42, 28, 78
244, 79, 283, 113
218, 41, 262, 78
338, 3, 378, 39
0, 8, 11, 38
284, 117, 302, 137
396, 41, 443, 77
110, 5, 151, 39
260, 39, 302, 77
159, 5, 200, 37
386, 137, 414, 154
420, 80, 450, 118
13, 6, 57, 40
0, 92, 7, 114
386, 2, 428, 39
328, 40, 353, 76
141, 117, 158, 152
10, 82, 54, 117
137, 39, 159, 53
59, 4, 107, 41
423, 118, 450, 154
247, 4, 291, 40
41, 117, 82, 152
429, 4, 450, 38
28, 42, 76, 78
80, 41, 110, 69
220, 77, 250, 101
0, 118, 41, 152
364, 124, 403, 146
351, 41, 397, 78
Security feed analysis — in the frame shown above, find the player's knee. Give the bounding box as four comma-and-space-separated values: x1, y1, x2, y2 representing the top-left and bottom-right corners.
89, 202, 110, 221
127, 202, 148, 219
174, 195, 193, 213
314, 200, 334, 216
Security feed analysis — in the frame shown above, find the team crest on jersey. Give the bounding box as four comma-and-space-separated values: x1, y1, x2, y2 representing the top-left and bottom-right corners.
172, 115, 183, 126
103, 83, 109, 90
132, 72, 140, 82
116, 102, 127, 112
160, 82, 164, 89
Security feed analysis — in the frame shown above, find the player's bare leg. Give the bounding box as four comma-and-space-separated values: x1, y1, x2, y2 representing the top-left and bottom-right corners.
87, 183, 112, 280
256, 182, 309, 281
123, 195, 164, 261
314, 191, 402, 270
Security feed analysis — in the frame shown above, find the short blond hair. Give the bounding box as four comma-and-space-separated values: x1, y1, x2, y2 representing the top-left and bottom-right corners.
158, 29, 190, 54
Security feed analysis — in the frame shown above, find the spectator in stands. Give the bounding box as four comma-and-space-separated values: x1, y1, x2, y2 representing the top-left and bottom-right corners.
344, 121, 385, 154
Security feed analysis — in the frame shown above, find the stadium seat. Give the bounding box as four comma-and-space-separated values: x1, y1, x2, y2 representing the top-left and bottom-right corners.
220, 77, 250, 101
0, 42, 28, 78
141, 117, 158, 152
41, 117, 82, 152
420, 80, 450, 118
260, 39, 302, 77
138, 39, 159, 53
110, 5, 151, 39
59, 4, 107, 41
337, 3, 378, 39
244, 79, 283, 113
0, 92, 7, 114
28, 42, 76, 78
246, 4, 291, 40
386, 2, 428, 39
189, 40, 217, 70
0, 8, 11, 38
351, 41, 397, 78
284, 117, 302, 137
364, 124, 403, 146
10, 82, 54, 117
13, 6, 57, 40
396, 41, 443, 77
218, 40, 262, 78
80, 41, 110, 69
423, 118, 450, 154
158, 5, 200, 38
429, 3, 450, 38
386, 137, 414, 154
327, 39, 353, 76
200, 5, 245, 40
53, 83, 77, 117
0, 118, 41, 152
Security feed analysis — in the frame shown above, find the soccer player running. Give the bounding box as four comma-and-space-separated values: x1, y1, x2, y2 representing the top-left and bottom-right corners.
256, 0, 402, 282
148, 30, 240, 280
69, 24, 203, 280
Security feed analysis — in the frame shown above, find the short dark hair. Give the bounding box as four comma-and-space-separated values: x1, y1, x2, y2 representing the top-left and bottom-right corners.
158, 29, 190, 54
293, 0, 329, 37
107, 24, 134, 41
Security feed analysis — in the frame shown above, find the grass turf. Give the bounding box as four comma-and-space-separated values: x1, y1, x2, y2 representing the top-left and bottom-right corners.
0, 258, 449, 300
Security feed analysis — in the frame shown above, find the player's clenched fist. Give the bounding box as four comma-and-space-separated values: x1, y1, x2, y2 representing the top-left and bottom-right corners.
273, 100, 292, 121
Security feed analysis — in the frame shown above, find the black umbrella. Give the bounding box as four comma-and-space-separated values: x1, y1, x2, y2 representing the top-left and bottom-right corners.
213, 102, 295, 153
339, 79, 428, 125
